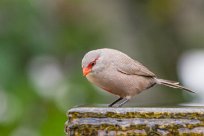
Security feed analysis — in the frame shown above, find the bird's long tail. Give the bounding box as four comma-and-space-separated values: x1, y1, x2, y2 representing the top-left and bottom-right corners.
155, 78, 195, 93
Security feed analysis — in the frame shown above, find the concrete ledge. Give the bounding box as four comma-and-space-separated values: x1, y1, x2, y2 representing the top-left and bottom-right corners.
65, 107, 204, 135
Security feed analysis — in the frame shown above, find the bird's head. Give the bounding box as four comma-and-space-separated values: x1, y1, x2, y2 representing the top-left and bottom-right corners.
81, 50, 102, 76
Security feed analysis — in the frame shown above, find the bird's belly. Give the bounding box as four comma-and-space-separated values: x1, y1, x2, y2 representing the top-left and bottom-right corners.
86, 72, 155, 97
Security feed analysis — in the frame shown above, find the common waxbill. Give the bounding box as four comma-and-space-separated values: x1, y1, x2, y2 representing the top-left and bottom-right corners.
81, 48, 195, 107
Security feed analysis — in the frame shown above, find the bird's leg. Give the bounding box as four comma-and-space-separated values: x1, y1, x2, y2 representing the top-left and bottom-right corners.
117, 98, 129, 107
108, 97, 123, 107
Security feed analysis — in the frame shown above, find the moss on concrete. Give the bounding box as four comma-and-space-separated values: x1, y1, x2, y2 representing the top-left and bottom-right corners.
65, 107, 204, 136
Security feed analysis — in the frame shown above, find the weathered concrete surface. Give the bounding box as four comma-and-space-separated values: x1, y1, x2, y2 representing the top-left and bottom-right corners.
65, 107, 204, 136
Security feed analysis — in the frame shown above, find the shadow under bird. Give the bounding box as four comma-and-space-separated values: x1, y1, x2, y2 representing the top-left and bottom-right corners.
81, 48, 195, 107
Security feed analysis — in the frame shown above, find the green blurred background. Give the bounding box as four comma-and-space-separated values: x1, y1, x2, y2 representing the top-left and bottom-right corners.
0, 0, 204, 135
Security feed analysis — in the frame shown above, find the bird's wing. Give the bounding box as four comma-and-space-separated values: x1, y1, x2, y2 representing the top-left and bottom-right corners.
116, 56, 156, 77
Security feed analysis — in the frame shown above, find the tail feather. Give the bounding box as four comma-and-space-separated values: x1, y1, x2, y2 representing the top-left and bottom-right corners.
155, 78, 195, 93
161, 79, 179, 85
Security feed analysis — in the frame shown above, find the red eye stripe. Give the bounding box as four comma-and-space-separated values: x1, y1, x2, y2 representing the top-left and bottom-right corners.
88, 60, 96, 68
87, 56, 99, 68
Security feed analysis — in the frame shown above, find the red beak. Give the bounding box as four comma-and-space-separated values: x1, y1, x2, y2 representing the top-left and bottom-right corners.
83, 67, 91, 76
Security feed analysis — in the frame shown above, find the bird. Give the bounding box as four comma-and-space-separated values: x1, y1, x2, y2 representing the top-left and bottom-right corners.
81, 48, 195, 107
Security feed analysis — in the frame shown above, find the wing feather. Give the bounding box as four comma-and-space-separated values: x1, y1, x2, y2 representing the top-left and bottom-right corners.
115, 55, 156, 77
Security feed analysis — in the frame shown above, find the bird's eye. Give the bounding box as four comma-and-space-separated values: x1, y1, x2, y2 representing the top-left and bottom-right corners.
91, 61, 96, 66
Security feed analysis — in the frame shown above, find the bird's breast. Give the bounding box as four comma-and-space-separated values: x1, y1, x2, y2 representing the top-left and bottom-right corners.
86, 70, 129, 97
86, 72, 110, 88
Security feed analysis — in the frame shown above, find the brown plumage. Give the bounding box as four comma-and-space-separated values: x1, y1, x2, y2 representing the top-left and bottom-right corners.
81, 48, 195, 107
